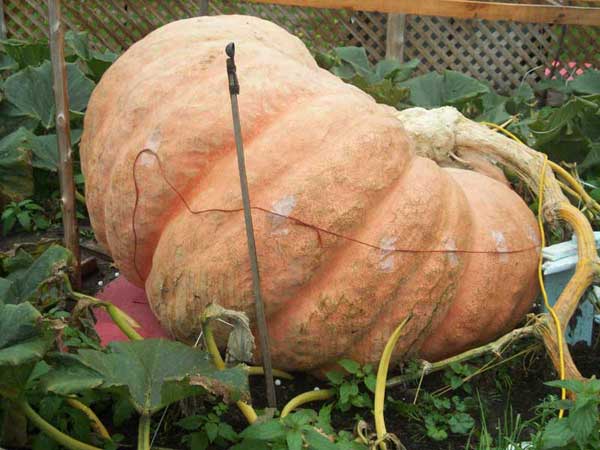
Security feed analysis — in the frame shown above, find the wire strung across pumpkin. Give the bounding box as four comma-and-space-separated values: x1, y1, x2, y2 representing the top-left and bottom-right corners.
131, 148, 540, 282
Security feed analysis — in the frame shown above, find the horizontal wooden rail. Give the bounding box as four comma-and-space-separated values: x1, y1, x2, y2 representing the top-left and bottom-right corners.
246, 0, 600, 25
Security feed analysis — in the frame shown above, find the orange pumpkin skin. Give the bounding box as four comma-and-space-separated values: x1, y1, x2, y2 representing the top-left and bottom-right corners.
81, 15, 539, 372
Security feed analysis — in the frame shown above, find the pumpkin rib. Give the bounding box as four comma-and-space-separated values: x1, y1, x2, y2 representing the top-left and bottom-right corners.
127, 86, 340, 283
99, 50, 378, 285
265, 157, 470, 370
82, 18, 327, 284
418, 168, 539, 360
146, 114, 417, 368
346, 159, 474, 366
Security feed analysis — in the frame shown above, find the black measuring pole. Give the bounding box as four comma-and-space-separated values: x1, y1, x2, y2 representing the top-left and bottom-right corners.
226, 42, 277, 408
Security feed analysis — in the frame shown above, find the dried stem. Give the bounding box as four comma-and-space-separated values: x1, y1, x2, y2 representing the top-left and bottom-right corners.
386, 324, 536, 387
200, 314, 258, 424
66, 398, 111, 440
395, 107, 600, 385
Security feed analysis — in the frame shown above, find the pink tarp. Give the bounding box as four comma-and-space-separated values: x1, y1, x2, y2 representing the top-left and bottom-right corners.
94, 277, 170, 345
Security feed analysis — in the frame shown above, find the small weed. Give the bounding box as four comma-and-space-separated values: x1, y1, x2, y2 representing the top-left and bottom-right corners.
535, 378, 600, 449
390, 362, 477, 442
232, 407, 366, 450
1, 199, 50, 235
176, 403, 238, 450
325, 359, 376, 412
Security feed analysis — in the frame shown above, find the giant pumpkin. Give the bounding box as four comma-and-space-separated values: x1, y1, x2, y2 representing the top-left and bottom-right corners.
81, 15, 541, 372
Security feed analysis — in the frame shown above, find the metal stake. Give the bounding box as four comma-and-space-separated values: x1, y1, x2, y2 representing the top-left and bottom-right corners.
225, 42, 277, 408
48, 0, 81, 289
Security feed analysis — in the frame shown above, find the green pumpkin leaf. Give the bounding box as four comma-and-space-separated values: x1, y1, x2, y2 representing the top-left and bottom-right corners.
0, 101, 38, 139
0, 302, 54, 398
65, 31, 91, 62
334, 47, 372, 78
580, 142, 600, 170
43, 339, 248, 415
400, 70, 489, 108
570, 70, 600, 95
400, 71, 444, 107
443, 71, 490, 104
26, 130, 83, 172
0, 53, 17, 72
374, 59, 402, 81
0, 246, 72, 305
3, 61, 94, 130
40, 357, 105, 394
0, 128, 34, 204
87, 51, 118, 81
477, 92, 511, 124
1, 39, 50, 69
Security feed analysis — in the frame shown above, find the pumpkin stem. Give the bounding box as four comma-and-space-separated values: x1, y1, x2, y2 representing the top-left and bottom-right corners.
66, 397, 111, 441
280, 389, 334, 418
17, 400, 103, 450
200, 312, 258, 424
246, 366, 294, 380
137, 413, 151, 450
386, 324, 537, 387
374, 314, 412, 450
395, 107, 600, 400
70, 291, 143, 341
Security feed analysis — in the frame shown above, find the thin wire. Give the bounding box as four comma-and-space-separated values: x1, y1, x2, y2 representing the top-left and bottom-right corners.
131, 149, 540, 280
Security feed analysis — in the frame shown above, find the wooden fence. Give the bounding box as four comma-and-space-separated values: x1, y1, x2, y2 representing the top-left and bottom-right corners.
2, 0, 599, 91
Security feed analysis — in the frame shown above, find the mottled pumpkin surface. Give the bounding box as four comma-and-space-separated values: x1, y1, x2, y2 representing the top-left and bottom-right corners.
81, 15, 539, 372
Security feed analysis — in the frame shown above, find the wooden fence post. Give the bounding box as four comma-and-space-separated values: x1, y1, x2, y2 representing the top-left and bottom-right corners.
199, 0, 209, 16
0, 0, 7, 40
386, 13, 406, 61
48, 0, 82, 288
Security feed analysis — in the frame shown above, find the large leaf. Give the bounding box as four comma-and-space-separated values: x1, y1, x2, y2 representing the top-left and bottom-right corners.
477, 92, 511, 124
3, 61, 94, 130
350, 76, 409, 107
580, 142, 600, 170
0, 39, 50, 69
0, 302, 54, 398
0, 246, 72, 305
65, 31, 91, 62
570, 70, 600, 95
0, 128, 34, 204
443, 71, 490, 104
28, 129, 83, 172
86, 51, 118, 81
529, 98, 584, 146
333, 47, 372, 78
43, 339, 249, 415
400, 70, 490, 108
0, 101, 38, 138
0, 53, 17, 72
400, 71, 444, 107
